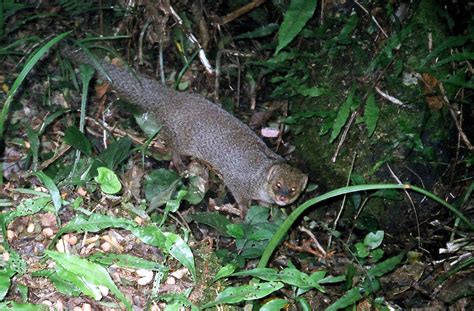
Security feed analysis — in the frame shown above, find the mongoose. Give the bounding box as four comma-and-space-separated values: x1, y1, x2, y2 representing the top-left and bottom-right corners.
64, 46, 308, 215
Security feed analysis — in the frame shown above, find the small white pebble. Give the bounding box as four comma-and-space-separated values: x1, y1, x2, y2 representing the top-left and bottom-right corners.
27, 223, 35, 233
2, 252, 9, 262
165, 276, 176, 285
40, 213, 56, 227
134, 216, 143, 225
100, 242, 111, 252
170, 267, 189, 279
41, 300, 52, 307
98, 285, 109, 297
82, 304, 92, 311
72, 307, 82, 311
137, 269, 154, 285
84, 235, 100, 244
54, 300, 64, 311
68, 235, 78, 245
6, 230, 15, 241
76, 187, 87, 196
42, 228, 54, 237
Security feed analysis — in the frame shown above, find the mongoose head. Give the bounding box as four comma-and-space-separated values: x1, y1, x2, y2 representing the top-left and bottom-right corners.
265, 163, 308, 206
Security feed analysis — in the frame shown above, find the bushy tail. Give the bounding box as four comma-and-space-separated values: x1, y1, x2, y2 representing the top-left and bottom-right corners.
61, 45, 169, 109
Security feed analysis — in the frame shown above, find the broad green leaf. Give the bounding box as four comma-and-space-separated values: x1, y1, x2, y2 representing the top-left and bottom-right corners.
420, 34, 474, 66
57, 213, 136, 237
364, 230, 384, 249
367, 252, 405, 278
164, 232, 196, 281
187, 212, 233, 237
212, 263, 238, 282
296, 85, 326, 97
235, 23, 279, 40
130, 225, 196, 281
88, 253, 166, 271
278, 268, 311, 289
144, 168, 181, 209
0, 302, 47, 310
355, 242, 369, 258
94, 167, 122, 194
45, 251, 132, 310
226, 223, 245, 239
64, 126, 92, 155
97, 137, 132, 169
6, 197, 51, 223
260, 298, 289, 310
35, 171, 61, 212
202, 281, 284, 308
329, 87, 355, 143
161, 189, 188, 226
364, 92, 379, 137
0, 269, 16, 300
232, 268, 279, 281
275, 0, 317, 54
32, 269, 81, 297
56, 266, 102, 299
325, 287, 362, 311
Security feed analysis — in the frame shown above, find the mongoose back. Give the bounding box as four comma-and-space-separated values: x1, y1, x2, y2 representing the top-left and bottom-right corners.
64, 47, 308, 215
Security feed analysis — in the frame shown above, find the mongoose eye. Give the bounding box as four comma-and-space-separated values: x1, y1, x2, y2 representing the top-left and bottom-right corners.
276, 182, 282, 189
290, 187, 296, 193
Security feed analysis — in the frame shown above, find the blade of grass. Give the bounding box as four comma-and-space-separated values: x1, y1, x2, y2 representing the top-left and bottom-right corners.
0, 30, 72, 139
258, 183, 474, 268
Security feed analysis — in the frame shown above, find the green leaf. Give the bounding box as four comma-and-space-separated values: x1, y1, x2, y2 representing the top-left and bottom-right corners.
355, 242, 369, 258
296, 85, 326, 97
367, 252, 405, 278
187, 212, 233, 237
88, 253, 166, 271
144, 169, 181, 209
130, 225, 196, 281
364, 230, 384, 250
45, 251, 132, 310
212, 263, 238, 282
329, 87, 355, 143
364, 92, 379, 137
201, 282, 284, 308
164, 232, 196, 281
0, 302, 48, 310
325, 287, 362, 311
275, 0, 317, 54
64, 126, 92, 155
260, 298, 289, 310
35, 171, 61, 212
97, 137, 132, 169
0, 269, 16, 300
235, 23, 279, 40
94, 167, 122, 194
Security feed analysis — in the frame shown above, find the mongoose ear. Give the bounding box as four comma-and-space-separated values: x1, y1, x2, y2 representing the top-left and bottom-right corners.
266, 164, 278, 182
301, 175, 309, 190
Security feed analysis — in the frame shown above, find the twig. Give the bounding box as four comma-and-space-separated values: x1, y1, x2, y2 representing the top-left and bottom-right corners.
328, 152, 356, 249
438, 83, 473, 151
299, 226, 327, 257
374, 86, 408, 108
332, 110, 358, 163
214, 0, 266, 25
387, 164, 428, 253
166, 4, 214, 74
354, 0, 389, 38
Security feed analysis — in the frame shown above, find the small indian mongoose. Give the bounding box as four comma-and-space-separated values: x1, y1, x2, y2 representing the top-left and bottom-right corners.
64, 47, 308, 215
